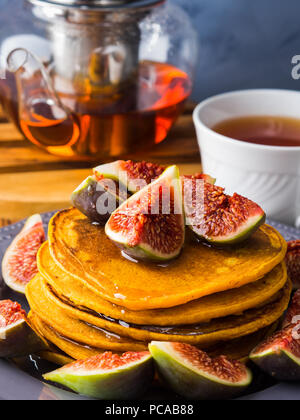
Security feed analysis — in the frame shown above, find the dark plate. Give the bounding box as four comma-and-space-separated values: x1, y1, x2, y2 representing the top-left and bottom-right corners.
0, 212, 299, 401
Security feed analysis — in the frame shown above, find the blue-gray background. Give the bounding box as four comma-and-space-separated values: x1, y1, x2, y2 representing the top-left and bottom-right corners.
2, 0, 300, 102
172, 0, 300, 101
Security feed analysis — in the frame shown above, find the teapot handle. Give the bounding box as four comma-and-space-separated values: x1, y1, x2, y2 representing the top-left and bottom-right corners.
6, 48, 79, 148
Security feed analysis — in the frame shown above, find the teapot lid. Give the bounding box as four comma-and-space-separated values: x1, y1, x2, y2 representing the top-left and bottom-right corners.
29, 0, 165, 9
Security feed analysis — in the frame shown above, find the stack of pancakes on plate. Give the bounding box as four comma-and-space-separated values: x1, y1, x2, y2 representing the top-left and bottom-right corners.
26, 208, 291, 361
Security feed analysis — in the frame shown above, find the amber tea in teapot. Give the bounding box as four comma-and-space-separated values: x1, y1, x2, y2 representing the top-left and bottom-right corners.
0, 61, 191, 158
0, 0, 197, 160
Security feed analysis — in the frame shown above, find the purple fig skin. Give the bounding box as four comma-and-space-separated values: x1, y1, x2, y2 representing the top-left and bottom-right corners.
149, 342, 252, 400
0, 319, 46, 358
71, 176, 127, 225
250, 324, 300, 381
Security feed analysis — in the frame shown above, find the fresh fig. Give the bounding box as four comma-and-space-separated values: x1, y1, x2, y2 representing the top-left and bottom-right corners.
43, 351, 154, 399
183, 178, 266, 245
105, 165, 185, 261
71, 175, 127, 225
181, 173, 216, 186
2, 214, 45, 294
283, 289, 300, 327
250, 324, 300, 381
149, 342, 252, 400
94, 160, 165, 194
0, 300, 45, 358
285, 240, 300, 289
250, 289, 300, 381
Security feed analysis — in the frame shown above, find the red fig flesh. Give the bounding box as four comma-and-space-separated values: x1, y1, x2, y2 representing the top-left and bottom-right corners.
2, 214, 45, 294
285, 240, 300, 289
250, 324, 300, 381
183, 178, 266, 245
0, 300, 45, 358
149, 341, 252, 400
105, 166, 185, 261
94, 160, 165, 194
43, 351, 154, 399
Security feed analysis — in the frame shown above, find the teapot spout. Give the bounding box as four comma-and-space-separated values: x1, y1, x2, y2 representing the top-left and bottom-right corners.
6, 48, 79, 152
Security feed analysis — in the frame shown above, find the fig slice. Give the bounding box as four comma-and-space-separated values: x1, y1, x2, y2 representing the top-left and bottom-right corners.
181, 172, 216, 186
250, 289, 300, 381
283, 289, 300, 327
43, 351, 154, 399
0, 300, 45, 358
94, 160, 165, 194
183, 178, 266, 245
285, 240, 300, 289
250, 324, 300, 381
71, 175, 128, 225
149, 342, 252, 400
2, 214, 45, 294
105, 165, 185, 261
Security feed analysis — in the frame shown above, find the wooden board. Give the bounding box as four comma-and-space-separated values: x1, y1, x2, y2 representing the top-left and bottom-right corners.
0, 104, 201, 222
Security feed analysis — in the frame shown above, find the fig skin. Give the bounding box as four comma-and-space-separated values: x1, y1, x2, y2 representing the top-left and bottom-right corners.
2, 214, 45, 294
105, 165, 185, 262
250, 291, 300, 381
94, 160, 165, 194
149, 342, 252, 400
182, 178, 266, 246
0, 301, 46, 358
43, 352, 154, 399
250, 324, 300, 381
285, 240, 300, 289
71, 176, 126, 225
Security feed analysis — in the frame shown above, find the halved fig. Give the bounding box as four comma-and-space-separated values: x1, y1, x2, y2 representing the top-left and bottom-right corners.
43, 351, 154, 399
71, 175, 128, 225
181, 173, 216, 186
285, 240, 300, 289
94, 160, 165, 194
250, 324, 300, 381
2, 214, 45, 294
0, 300, 45, 358
149, 342, 252, 400
283, 289, 300, 327
105, 165, 185, 261
183, 178, 266, 245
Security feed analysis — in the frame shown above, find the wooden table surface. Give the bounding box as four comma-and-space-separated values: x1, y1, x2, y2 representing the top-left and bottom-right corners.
0, 103, 202, 226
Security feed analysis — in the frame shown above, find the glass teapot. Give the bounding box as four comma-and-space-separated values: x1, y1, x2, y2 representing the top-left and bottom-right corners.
0, 0, 197, 160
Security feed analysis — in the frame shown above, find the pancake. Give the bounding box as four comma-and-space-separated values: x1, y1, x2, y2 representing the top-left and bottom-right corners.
37, 350, 74, 366
29, 312, 100, 360
48, 208, 287, 310
30, 313, 279, 362
207, 322, 280, 361
26, 274, 291, 348
26, 275, 148, 353
39, 242, 288, 326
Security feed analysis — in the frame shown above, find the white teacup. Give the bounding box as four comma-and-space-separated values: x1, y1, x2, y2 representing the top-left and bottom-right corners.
193, 89, 300, 227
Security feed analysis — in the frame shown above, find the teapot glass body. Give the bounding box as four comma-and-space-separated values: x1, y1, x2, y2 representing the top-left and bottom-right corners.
0, 0, 197, 160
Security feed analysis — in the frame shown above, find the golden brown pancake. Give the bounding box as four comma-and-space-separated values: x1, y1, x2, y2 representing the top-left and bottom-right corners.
29, 312, 100, 360
26, 276, 148, 352
207, 322, 280, 361
48, 208, 287, 310
26, 274, 291, 348
39, 242, 288, 326
29, 311, 280, 362
37, 350, 74, 366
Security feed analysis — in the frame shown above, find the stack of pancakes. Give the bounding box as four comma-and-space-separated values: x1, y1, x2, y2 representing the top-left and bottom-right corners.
26, 208, 291, 361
